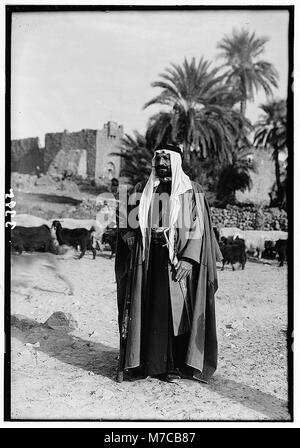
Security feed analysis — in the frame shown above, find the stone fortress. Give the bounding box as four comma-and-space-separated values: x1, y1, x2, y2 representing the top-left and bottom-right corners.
11, 120, 281, 205
11, 121, 124, 183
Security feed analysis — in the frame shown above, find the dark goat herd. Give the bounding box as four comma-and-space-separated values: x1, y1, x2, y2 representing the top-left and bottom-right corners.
10, 217, 287, 272
213, 227, 288, 270
11, 220, 117, 259
10, 218, 118, 298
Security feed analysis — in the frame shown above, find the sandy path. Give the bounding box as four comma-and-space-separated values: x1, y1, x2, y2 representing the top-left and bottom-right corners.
10, 253, 290, 421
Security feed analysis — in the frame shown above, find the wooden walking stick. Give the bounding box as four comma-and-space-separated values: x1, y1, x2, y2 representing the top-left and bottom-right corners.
116, 244, 135, 382
162, 228, 192, 329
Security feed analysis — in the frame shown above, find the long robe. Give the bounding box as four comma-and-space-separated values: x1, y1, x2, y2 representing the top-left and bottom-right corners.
142, 180, 191, 375
115, 181, 222, 382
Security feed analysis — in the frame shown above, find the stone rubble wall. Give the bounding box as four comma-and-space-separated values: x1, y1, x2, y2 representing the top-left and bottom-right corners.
211, 205, 288, 231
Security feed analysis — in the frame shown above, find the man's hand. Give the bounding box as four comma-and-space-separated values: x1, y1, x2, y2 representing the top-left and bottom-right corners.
175, 259, 193, 282
126, 236, 135, 250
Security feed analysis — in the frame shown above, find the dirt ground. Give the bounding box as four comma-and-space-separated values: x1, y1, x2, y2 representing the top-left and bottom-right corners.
10, 252, 290, 421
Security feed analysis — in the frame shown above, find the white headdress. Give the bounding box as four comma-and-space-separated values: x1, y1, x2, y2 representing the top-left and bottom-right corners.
138, 150, 193, 263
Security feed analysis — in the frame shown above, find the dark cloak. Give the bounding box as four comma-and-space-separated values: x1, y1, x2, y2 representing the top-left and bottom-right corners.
115, 181, 222, 382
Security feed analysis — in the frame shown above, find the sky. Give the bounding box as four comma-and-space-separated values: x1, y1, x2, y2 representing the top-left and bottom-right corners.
11, 9, 290, 146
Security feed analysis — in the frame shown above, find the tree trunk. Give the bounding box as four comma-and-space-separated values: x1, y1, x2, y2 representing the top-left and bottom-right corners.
228, 190, 236, 205
274, 146, 283, 206
240, 99, 246, 116
183, 141, 190, 165
240, 72, 247, 116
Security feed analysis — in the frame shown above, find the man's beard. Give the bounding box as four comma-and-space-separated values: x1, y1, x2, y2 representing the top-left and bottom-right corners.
156, 167, 171, 179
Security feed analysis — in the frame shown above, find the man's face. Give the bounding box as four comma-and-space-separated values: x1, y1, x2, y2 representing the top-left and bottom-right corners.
154, 151, 171, 179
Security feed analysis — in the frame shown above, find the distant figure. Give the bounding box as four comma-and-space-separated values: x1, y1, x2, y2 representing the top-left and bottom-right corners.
111, 178, 119, 197
102, 201, 110, 223
62, 169, 72, 181
35, 165, 41, 179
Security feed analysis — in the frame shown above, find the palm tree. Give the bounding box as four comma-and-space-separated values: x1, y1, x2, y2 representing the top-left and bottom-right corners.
253, 99, 287, 207
144, 57, 248, 164
112, 131, 153, 185
216, 145, 257, 204
217, 28, 279, 115
113, 129, 223, 190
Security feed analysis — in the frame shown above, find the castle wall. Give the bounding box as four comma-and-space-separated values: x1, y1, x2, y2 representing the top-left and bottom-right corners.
44, 132, 63, 172
11, 137, 44, 174
44, 129, 97, 176
13, 122, 124, 181
48, 149, 87, 178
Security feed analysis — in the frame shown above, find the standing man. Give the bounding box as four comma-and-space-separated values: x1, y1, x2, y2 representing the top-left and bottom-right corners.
115, 144, 222, 383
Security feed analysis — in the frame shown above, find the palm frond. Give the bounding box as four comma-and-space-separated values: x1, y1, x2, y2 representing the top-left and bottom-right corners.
144, 57, 250, 164
217, 28, 278, 110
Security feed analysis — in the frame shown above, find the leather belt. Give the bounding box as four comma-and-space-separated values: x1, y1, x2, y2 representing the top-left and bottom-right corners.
151, 227, 169, 245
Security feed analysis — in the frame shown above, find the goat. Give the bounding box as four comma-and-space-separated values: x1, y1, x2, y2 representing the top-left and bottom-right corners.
219, 237, 246, 271
11, 249, 74, 299
101, 226, 118, 259
51, 220, 96, 259
11, 225, 57, 255
275, 239, 288, 267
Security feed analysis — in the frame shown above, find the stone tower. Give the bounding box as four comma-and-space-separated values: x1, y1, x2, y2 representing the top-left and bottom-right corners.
95, 121, 124, 183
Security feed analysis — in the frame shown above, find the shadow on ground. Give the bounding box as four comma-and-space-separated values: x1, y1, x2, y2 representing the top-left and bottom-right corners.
16, 192, 82, 205
11, 315, 118, 381
201, 374, 290, 420
11, 315, 290, 421
97, 252, 115, 260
